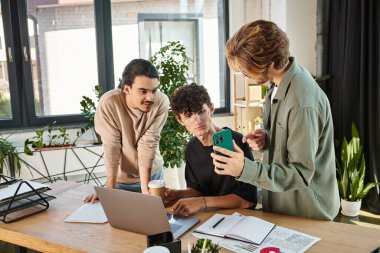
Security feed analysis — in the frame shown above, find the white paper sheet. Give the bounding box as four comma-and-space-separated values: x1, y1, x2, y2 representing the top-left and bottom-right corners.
64, 202, 108, 223
0, 181, 48, 201
253, 226, 320, 253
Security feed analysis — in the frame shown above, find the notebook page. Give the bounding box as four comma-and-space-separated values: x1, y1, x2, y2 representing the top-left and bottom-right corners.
194, 212, 244, 237
227, 216, 275, 244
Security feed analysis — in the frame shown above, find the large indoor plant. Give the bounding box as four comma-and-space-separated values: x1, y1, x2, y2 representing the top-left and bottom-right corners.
151, 41, 192, 168
336, 123, 379, 216
77, 85, 104, 144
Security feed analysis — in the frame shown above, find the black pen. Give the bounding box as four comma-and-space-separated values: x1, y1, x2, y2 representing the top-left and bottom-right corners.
212, 217, 225, 228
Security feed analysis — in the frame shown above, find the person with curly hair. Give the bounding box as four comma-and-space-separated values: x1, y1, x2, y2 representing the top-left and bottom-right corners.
165, 83, 257, 216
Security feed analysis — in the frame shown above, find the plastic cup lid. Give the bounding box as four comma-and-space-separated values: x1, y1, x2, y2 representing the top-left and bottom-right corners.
143, 246, 170, 253
148, 179, 165, 188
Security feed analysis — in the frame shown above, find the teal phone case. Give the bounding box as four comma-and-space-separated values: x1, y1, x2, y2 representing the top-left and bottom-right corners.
212, 129, 233, 152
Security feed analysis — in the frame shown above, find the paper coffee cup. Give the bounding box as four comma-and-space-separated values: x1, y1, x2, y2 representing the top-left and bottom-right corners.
143, 246, 170, 253
148, 180, 165, 200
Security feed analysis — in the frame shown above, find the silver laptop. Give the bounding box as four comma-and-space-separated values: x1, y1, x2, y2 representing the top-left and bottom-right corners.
94, 186, 200, 239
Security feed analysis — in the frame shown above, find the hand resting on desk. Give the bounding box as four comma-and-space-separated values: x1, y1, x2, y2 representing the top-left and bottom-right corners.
172, 197, 206, 217
84, 193, 99, 203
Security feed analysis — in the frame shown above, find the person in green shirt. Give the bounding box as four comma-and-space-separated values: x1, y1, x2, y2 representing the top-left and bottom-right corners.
212, 20, 339, 220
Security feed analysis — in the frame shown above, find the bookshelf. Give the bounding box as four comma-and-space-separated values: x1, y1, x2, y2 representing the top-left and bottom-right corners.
233, 73, 264, 135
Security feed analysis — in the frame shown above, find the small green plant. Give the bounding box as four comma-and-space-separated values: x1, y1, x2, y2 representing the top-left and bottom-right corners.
24, 122, 71, 155
191, 239, 221, 253
47, 121, 58, 146
77, 85, 104, 144
151, 41, 192, 168
254, 117, 263, 127
58, 127, 70, 145
261, 85, 268, 98
24, 129, 44, 155
0, 136, 26, 177
336, 123, 379, 201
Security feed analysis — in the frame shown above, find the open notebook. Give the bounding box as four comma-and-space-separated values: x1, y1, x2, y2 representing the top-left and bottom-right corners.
194, 212, 275, 245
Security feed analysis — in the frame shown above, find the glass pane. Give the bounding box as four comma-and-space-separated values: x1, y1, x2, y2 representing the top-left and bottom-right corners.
111, 0, 225, 108
0, 7, 12, 119
26, 0, 98, 116
143, 21, 197, 82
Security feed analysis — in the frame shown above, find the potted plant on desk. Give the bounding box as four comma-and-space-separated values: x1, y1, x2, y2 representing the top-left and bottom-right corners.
336, 123, 379, 217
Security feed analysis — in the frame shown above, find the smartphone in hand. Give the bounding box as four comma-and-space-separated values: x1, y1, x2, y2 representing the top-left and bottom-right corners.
212, 129, 234, 169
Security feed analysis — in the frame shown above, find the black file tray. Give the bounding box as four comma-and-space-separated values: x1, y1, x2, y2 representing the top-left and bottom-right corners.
0, 174, 56, 223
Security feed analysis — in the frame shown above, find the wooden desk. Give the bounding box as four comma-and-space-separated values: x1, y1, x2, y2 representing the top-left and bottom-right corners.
0, 182, 379, 253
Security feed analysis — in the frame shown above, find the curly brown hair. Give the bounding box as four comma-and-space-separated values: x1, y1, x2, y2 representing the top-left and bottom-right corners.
225, 20, 289, 78
170, 83, 212, 118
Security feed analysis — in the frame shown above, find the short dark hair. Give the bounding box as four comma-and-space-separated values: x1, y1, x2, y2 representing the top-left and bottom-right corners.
118, 59, 159, 89
170, 83, 212, 118
225, 20, 289, 77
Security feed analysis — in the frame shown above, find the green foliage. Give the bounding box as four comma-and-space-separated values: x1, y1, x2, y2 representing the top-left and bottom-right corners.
0, 136, 25, 176
336, 123, 379, 201
151, 41, 192, 168
0, 92, 11, 118
191, 239, 221, 253
261, 86, 268, 98
77, 85, 104, 144
58, 127, 70, 145
47, 121, 58, 146
254, 116, 263, 127
24, 121, 71, 155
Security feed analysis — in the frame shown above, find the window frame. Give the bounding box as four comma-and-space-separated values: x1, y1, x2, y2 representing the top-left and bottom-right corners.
0, 0, 229, 130
0, 0, 22, 128
138, 13, 202, 84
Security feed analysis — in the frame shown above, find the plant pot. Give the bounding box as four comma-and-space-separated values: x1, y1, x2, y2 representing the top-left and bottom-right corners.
341, 199, 362, 217
35, 144, 75, 151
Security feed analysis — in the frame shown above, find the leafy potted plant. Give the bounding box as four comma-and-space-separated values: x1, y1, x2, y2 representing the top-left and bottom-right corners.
0, 136, 26, 178
151, 41, 192, 168
336, 123, 379, 217
77, 85, 104, 144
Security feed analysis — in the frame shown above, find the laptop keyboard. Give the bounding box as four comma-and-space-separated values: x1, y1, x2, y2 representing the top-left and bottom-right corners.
170, 223, 183, 233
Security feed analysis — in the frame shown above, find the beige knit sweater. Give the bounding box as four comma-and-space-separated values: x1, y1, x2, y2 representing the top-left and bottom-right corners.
94, 88, 169, 184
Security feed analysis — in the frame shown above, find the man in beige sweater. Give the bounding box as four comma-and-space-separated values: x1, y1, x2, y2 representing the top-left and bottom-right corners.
85, 59, 169, 202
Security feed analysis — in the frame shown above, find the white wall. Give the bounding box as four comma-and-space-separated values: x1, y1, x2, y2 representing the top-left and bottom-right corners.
286, 0, 317, 73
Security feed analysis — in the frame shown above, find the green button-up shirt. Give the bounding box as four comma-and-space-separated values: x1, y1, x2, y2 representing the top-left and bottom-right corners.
238, 57, 339, 220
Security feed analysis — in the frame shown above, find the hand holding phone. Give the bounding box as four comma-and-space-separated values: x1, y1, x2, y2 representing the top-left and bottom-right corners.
212, 129, 234, 170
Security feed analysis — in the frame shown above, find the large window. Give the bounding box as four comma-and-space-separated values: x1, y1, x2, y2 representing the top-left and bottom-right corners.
26, 4, 98, 116
111, 0, 229, 110
0, 0, 228, 129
